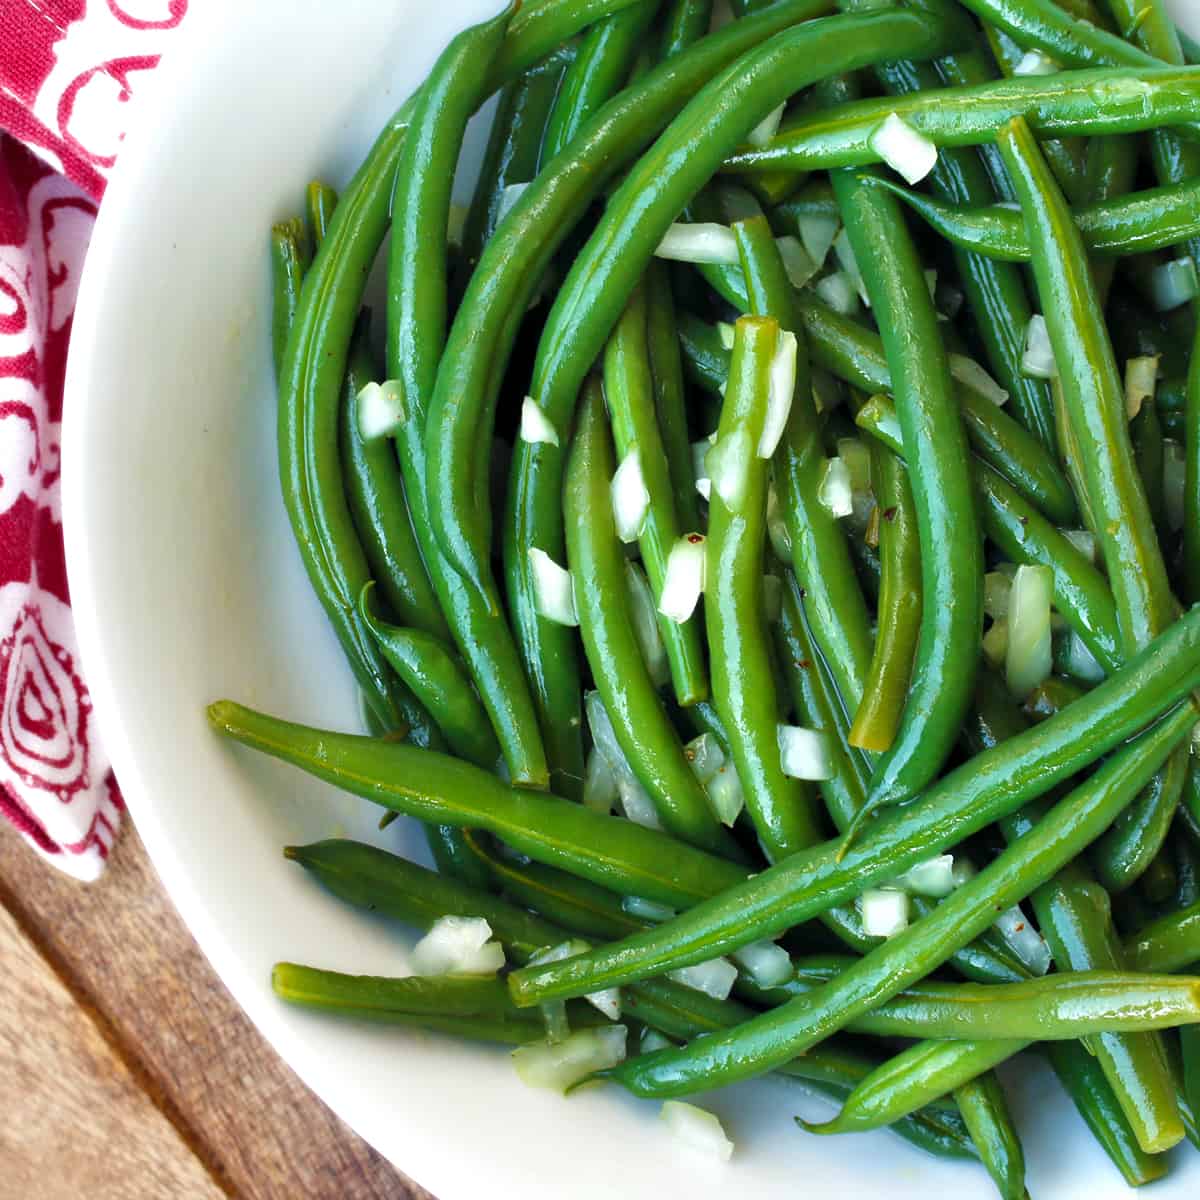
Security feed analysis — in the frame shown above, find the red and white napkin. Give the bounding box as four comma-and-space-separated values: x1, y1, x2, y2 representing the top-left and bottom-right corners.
0, 0, 188, 879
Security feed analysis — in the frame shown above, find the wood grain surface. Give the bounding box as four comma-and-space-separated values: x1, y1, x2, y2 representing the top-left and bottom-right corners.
0, 821, 436, 1200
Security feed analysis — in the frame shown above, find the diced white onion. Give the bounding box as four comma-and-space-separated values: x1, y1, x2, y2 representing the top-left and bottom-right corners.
984, 570, 1013, 620
860, 888, 910, 938
762, 573, 783, 623
495, 182, 530, 227
951, 354, 1009, 406
731, 940, 794, 987
411, 916, 505, 976
583, 747, 619, 814
512, 1026, 628, 1092
447, 203, 469, 247
519, 396, 559, 446
717, 322, 736, 351
659, 535, 707, 623
869, 112, 938, 185
1124, 355, 1160, 420
684, 733, 725, 785
661, 1101, 734, 1162
815, 270, 859, 316
612, 447, 650, 542
708, 429, 754, 506
624, 561, 669, 688
586, 988, 622, 1020
1006, 564, 1053, 698
1164, 438, 1186, 531
747, 102, 786, 147
778, 724, 833, 780
540, 1000, 570, 1043
585, 691, 658, 826
696, 477, 711, 501
706, 765, 746, 827
817, 457, 854, 518
356, 379, 406, 441
529, 547, 578, 627
1014, 49, 1059, 75
982, 618, 1009, 669
776, 236, 819, 289
1061, 528, 1097, 562
668, 957, 739, 1000
893, 855, 956, 898
760, 330, 798, 458
766, 482, 793, 560
623, 895, 677, 922
798, 212, 840, 270
1060, 630, 1106, 685
619, 779, 663, 829
952, 856, 977, 888
529, 938, 589, 967
655, 222, 740, 265
833, 229, 870, 305
641, 1029, 674, 1053
993, 904, 1052, 975
1151, 257, 1199, 311
1022, 315, 1057, 379
837, 438, 871, 493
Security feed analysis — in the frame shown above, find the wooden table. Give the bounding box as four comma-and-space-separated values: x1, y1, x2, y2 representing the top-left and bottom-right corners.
0, 821, 435, 1199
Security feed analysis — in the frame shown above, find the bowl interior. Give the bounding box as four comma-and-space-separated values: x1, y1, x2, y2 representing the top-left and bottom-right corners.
63, 2, 1200, 1197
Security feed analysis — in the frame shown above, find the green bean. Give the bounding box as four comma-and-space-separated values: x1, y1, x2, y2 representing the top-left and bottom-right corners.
707, 315, 824, 859
723, 68, 1200, 176
542, 0, 660, 161
864, 172, 1200, 263
1140, 842, 1179, 905
832, 168, 982, 819
210, 700, 748, 908
493, 0, 652, 82
269, 219, 307, 372
875, 54, 1056, 454
507, 608, 1200, 1005
1127, 899, 1200, 974
657, 0, 713, 60
604, 286, 708, 706
850, 444, 922, 752
359, 587, 499, 769
565, 378, 734, 855
1132, 396, 1169, 537
954, 1072, 1026, 1200
1184, 321, 1200, 601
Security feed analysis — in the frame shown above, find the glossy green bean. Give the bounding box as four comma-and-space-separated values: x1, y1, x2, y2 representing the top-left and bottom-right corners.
1127, 900, 1200, 974
269, 219, 306, 373
211, 700, 749, 907
507, 609, 1200, 1005
493, 0, 651, 81
724, 68, 1200, 175
707, 315, 823, 859
832, 168, 982, 819
565, 379, 733, 855
955, 1072, 1026, 1200
657, 0, 713, 60
604, 286, 708, 705
1184, 321, 1200, 601
850, 444, 921, 752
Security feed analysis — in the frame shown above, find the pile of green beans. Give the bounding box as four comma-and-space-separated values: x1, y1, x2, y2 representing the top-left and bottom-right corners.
232, 0, 1200, 1191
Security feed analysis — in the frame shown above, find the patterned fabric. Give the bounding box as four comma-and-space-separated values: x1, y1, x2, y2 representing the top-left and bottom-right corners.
0, 0, 188, 878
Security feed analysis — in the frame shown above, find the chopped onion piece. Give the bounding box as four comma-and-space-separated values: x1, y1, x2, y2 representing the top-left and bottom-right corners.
1060, 630, 1106, 685
1124, 355, 1160, 420
766, 482, 792, 560
612, 447, 650, 542
894, 855, 956, 898
655, 222, 740, 265
994, 904, 1052, 975
623, 895, 676, 922
776, 236, 819, 290
952, 856, 977, 888
586, 690, 658, 826
625, 561, 669, 688
761, 330, 797, 458
731, 940, 794, 987
586, 988, 622, 1020
1062, 528, 1097, 562
696, 477, 711, 501
669, 957, 739, 1000
528, 548, 578, 626
684, 733, 725, 785
512, 1026, 628, 1092
1164, 439, 1186, 531
982, 618, 1009, 669
540, 1000, 570, 1043
1151, 257, 1199, 311
837, 438, 871, 493
641, 1029, 674, 1053
778, 724, 833, 780
661, 1101, 734, 1162
659, 535, 707, 623
833, 229, 869, 305
747, 102, 786, 147
706, 765, 746, 827
869, 112, 938, 185
708, 429, 754, 505
798, 212, 839, 269
519, 396, 559, 446
619, 780, 662, 829
356, 380, 406, 441
817, 457, 854, 518
762, 573, 783, 623
1014, 49, 1059, 75
1022, 315, 1057, 379
984, 571, 1013, 620
815, 270, 858, 316
717, 321, 736, 351
1006, 564, 1053, 698
411, 916, 505, 976
529, 938, 589, 967
860, 888, 910, 938
582, 747, 618, 814
495, 181, 529, 227
951, 354, 1009, 406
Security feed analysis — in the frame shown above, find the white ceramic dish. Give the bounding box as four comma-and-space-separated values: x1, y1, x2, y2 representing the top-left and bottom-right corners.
63, 2, 1200, 1197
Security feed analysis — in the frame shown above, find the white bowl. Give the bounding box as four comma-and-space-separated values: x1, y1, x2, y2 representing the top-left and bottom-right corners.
63, 2, 1200, 1197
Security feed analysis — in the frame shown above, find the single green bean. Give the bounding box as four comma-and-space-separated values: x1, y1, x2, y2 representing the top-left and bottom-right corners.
270, 218, 306, 373
1184, 321, 1200, 601
1127, 899, 1200, 973
954, 1072, 1027, 1200
657, 0, 713, 60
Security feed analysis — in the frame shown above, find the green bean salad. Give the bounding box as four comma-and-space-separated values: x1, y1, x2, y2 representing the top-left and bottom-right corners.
216, 0, 1200, 1191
